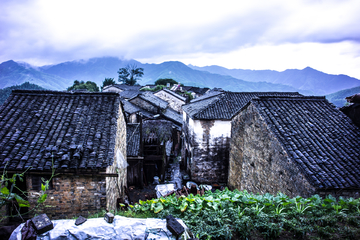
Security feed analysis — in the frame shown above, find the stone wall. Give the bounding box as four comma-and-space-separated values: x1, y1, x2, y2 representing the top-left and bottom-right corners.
28, 174, 107, 220
106, 103, 127, 211
154, 90, 185, 113
228, 103, 316, 198
182, 112, 230, 184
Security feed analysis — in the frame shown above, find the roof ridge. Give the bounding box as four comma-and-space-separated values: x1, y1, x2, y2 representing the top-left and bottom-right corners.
255, 96, 326, 100
193, 93, 225, 118
11, 90, 120, 96
190, 91, 223, 103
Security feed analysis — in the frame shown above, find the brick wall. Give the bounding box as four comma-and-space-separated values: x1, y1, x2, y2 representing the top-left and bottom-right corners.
228, 103, 316, 198
28, 174, 107, 220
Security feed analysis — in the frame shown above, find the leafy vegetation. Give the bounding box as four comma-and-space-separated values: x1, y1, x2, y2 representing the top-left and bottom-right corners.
67, 80, 99, 92
118, 64, 144, 86
101, 78, 115, 91
118, 189, 360, 239
140, 85, 165, 92
0, 161, 57, 222
0, 82, 45, 105
155, 78, 178, 86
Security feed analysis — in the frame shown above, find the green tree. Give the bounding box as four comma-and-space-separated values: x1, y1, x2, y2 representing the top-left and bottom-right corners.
67, 80, 99, 92
155, 78, 178, 86
101, 78, 116, 91
117, 64, 144, 86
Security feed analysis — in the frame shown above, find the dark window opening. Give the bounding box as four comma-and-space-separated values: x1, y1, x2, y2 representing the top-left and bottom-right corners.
32, 175, 53, 191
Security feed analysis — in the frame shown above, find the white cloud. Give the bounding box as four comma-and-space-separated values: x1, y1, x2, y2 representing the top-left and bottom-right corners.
0, 0, 359, 79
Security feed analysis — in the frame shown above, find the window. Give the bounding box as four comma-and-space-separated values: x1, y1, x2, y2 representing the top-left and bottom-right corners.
32, 175, 53, 191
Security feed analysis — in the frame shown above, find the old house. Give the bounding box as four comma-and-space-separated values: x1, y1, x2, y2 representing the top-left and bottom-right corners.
129, 91, 168, 115
123, 91, 182, 186
154, 88, 186, 113
229, 96, 360, 198
121, 99, 153, 123
102, 84, 142, 99
0, 90, 127, 220
182, 86, 210, 98
182, 91, 303, 184
340, 93, 360, 127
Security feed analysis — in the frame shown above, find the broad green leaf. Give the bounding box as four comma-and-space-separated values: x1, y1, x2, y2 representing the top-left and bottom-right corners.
154, 203, 163, 213
37, 194, 48, 204
180, 201, 188, 212
18, 202, 30, 208
1, 186, 9, 195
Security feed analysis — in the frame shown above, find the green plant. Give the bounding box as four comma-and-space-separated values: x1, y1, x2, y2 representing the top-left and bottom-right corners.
293, 196, 311, 214
118, 64, 144, 86
117, 188, 360, 240
0, 159, 57, 222
273, 203, 286, 216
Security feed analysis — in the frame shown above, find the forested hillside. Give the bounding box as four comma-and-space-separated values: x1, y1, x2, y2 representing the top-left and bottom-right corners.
0, 82, 45, 105
326, 86, 360, 107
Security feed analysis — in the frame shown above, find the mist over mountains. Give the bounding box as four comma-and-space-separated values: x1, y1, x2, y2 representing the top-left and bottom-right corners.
1, 57, 359, 96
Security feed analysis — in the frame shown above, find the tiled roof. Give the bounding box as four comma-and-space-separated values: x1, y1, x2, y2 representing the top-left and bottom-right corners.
156, 88, 186, 102
132, 92, 169, 110
121, 99, 153, 119
162, 108, 183, 126
126, 123, 141, 157
0, 90, 122, 171
252, 96, 360, 189
119, 90, 141, 99
186, 87, 210, 95
183, 92, 303, 120
104, 84, 142, 91
102, 84, 142, 99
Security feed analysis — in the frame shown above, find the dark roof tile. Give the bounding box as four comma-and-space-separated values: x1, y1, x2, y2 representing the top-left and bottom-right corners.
126, 123, 141, 157
0, 90, 122, 171
251, 96, 360, 189
183, 91, 303, 120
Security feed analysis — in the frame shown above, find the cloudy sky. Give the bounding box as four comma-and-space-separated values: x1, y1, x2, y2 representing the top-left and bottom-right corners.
1, 0, 360, 78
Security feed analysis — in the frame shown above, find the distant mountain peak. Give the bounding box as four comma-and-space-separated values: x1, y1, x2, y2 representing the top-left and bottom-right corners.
302, 66, 317, 71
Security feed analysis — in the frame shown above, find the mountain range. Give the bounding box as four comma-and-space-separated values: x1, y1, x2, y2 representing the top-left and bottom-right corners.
1, 57, 359, 96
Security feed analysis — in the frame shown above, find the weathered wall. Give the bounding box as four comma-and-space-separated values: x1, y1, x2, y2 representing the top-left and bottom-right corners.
129, 97, 158, 114
154, 90, 185, 113
102, 87, 123, 93
28, 174, 107, 220
228, 103, 316, 198
106, 103, 127, 211
182, 112, 231, 183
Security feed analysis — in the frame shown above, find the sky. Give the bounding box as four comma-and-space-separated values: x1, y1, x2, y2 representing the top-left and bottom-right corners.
1, 0, 360, 79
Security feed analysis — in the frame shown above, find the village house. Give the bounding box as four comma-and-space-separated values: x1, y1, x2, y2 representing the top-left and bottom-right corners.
154, 88, 186, 113
0, 90, 127, 220
181, 86, 210, 98
181, 91, 303, 184
121, 99, 153, 123
128, 91, 183, 127
229, 96, 360, 198
102, 84, 142, 99
340, 93, 360, 127
120, 91, 182, 186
